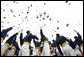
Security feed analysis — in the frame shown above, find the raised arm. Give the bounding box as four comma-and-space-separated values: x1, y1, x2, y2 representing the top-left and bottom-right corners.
1, 27, 14, 40
6, 27, 13, 32
40, 29, 44, 38
30, 35, 38, 40
20, 29, 24, 46
73, 30, 81, 39
6, 32, 19, 46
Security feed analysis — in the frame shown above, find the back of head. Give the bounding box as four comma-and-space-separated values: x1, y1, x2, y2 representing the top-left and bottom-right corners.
56, 34, 60, 37
26, 30, 30, 34
74, 36, 78, 39
52, 39, 55, 42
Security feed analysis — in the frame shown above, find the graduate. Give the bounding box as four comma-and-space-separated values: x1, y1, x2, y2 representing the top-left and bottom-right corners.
73, 30, 83, 56
21, 30, 38, 56
40, 29, 50, 56
1, 31, 19, 56
55, 34, 76, 56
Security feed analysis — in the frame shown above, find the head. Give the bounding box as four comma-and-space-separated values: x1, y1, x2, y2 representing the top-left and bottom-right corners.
52, 39, 55, 42
26, 30, 30, 34
56, 34, 60, 37
74, 36, 78, 39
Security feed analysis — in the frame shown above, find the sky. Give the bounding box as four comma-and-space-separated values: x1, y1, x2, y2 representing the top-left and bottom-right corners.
1, 1, 83, 46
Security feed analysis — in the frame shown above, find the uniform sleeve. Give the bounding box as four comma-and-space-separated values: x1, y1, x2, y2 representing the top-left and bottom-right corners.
1, 27, 12, 39
20, 33, 23, 46
6, 33, 18, 45
2, 27, 13, 34
65, 38, 71, 43
77, 33, 81, 39
6, 27, 13, 32
62, 36, 70, 42
30, 35, 38, 40
1, 30, 6, 35
40, 29, 44, 38
12, 33, 18, 38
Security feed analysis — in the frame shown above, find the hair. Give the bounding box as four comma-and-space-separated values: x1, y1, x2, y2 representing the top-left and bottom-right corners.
26, 30, 30, 34
52, 40, 55, 42
56, 34, 60, 37
74, 36, 78, 39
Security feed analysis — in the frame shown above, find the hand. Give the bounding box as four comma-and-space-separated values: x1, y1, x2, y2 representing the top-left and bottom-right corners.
73, 30, 77, 33
18, 31, 20, 33
21, 29, 23, 32
12, 26, 15, 28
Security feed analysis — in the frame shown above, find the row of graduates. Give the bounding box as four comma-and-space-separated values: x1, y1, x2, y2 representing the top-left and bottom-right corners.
1, 26, 83, 56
